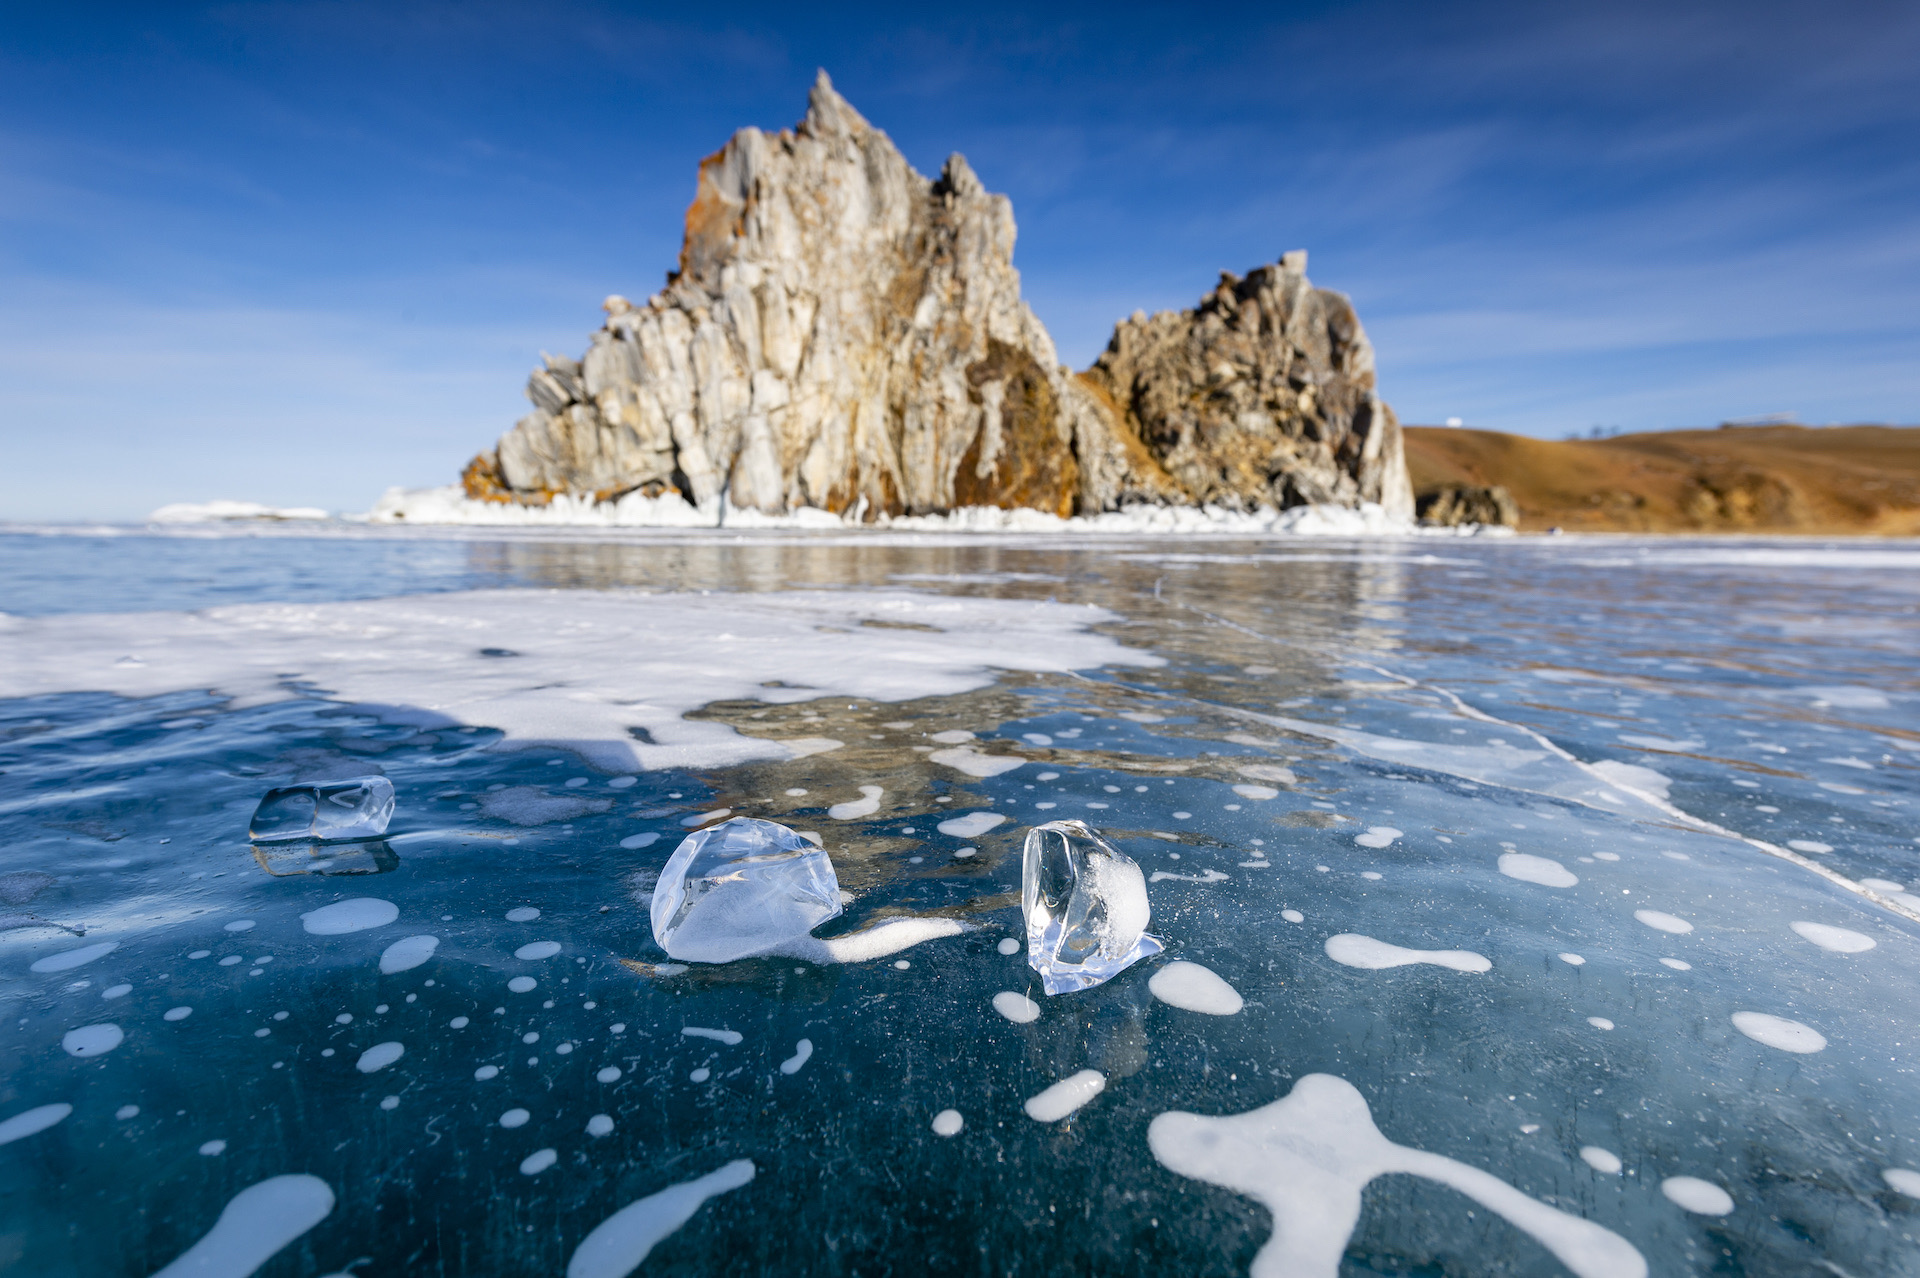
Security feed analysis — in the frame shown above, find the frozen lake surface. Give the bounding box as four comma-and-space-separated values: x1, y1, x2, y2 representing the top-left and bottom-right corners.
1, 525, 1917, 1275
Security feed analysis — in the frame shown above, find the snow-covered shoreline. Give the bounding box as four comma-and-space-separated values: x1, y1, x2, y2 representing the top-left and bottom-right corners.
135, 484, 1514, 538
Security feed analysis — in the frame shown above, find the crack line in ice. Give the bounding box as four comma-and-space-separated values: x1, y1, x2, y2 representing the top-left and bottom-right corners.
1149, 1074, 1645, 1278
1151, 604, 1920, 926
150, 1174, 336, 1278
566, 1159, 755, 1278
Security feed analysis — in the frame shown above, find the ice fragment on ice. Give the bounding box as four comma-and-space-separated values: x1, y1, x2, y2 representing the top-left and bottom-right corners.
1148, 961, 1244, 1015
1150, 1074, 1646, 1278
249, 777, 394, 842
567, 1159, 755, 1278
649, 817, 842, 964
1022, 820, 1164, 995
150, 1174, 335, 1278
1024, 1069, 1106, 1121
0, 1103, 71, 1146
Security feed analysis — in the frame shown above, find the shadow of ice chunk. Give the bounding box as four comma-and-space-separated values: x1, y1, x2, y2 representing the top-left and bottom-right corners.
566, 1159, 754, 1278
1149, 1074, 1646, 1278
151, 1174, 336, 1278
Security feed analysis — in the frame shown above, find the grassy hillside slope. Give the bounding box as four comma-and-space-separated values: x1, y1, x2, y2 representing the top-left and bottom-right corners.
1403, 425, 1920, 534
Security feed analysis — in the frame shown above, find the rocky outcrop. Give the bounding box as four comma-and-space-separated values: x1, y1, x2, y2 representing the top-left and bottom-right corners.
463, 72, 1411, 522
1416, 484, 1519, 528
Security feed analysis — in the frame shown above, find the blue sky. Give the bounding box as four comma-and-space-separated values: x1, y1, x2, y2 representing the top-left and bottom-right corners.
2, 1, 1915, 519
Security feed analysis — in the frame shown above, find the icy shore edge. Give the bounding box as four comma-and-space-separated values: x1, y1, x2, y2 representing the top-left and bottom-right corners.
147, 485, 1508, 537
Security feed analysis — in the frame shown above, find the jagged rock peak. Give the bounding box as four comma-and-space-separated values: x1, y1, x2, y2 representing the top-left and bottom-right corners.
462, 78, 1411, 523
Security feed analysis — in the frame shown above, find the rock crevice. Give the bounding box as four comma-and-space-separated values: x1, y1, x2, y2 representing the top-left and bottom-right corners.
464, 72, 1412, 522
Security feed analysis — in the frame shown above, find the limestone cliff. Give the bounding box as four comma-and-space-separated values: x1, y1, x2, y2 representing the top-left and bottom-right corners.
463, 72, 1411, 521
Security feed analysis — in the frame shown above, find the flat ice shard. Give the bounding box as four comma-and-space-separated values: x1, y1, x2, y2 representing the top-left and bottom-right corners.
649, 817, 842, 963
1023, 819, 1163, 995
249, 777, 394, 842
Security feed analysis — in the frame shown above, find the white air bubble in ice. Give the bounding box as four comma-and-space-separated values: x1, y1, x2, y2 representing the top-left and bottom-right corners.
1325, 935, 1489, 973
31, 941, 118, 973
1498, 854, 1578, 888
63, 1023, 123, 1056
1580, 1147, 1622, 1174
1354, 827, 1402, 849
301, 898, 398, 935
682, 1026, 742, 1045
587, 1114, 615, 1137
508, 977, 537, 993
500, 1108, 530, 1128
149, 1174, 335, 1278
597, 1066, 621, 1083
997, 937, 1021, 955
566, 1159, 755, 1278
619, 833, 660, 850
1024, 1070, 1106, 1122
1788, 840, 1833, 854
356, 1042, 404, 1073
0, 1103, 72, 1147
932, 1109, 964, 1136
224, 920, 255, 933
1559, 953, 1585, 966
1789, 921, 1874, 953
828, 785, 884, 820
780, 1040, 813, 1075
1659, 958, 1691, 971
506, 907, 541, 922
103, 984, 131, 999
992, 992, 1041, 1024
1731, 1011, 1825, 1053
164, 1006, 192, 1021
521, 1148, 557, 1175
1148, 962, 1244, 1015
1282, 910, 1304, 923
1587, 1017, 1614, 1030
938, 811, 1006, 839
1633, 910, 1692, 935
1661, 1176, 1734, 1215
515, 941, 562, 960
379, 935, 439, 974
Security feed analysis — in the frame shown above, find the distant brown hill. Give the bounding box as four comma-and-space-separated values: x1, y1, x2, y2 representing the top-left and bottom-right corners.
1403, 424, 1920, 534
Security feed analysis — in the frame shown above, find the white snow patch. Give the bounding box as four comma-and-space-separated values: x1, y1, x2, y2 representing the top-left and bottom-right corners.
0, 590, 1158, 773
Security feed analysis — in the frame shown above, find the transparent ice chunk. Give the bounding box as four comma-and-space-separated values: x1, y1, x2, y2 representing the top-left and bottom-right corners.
1023, 819, 1164, 995
249, 777, 395, 842
649, 817, 842, 963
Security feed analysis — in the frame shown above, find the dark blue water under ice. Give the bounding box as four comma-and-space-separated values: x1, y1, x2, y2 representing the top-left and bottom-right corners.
1, 526, 1917, 1276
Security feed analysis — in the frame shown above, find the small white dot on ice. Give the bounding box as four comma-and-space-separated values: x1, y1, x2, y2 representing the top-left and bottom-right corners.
188, 951, 210, 960
336, 1014, 352, 1024
690, 1068, 710, 1083
1587, 1017, 1615, 1030
508, 977, 537, 993
522, 1032, 539, 1045
379, 1096, 399, 1111
1661, 1176, 1734, 1215
597, 1066, 621, 1083
555, 1043, 573, 1055
609, 776, 637, 789
1559, 953, 1585, 966
1660, 958, 1692, 970
1593, 852, 1620, 861
103, 984, 131, 1000
375, 1004, 389, 1014
116, 1105, 139, 1120
893, 960, 911, 970
254, 1028, 270, 1038
476, 1066, 499, 1080
586, 1114, 614, 1137
610, 1023, 626, 1033
506, 908, 540, 922
223, 920, 255, 933
499, 1108, 530, 1128
932, 1109, 964, 1137
1281, 910, 1304, 923
1173, 811, 1192, 820
785, 788, 808, 796
520, 1148, 558, 1175
273, 1011, 288, 1021
198, 1140, 226, 1156
997, 937, 1021, 955
515, 942, 562, 961
993, 992, 1041, 1024
1316, 865, 1330, 873
1360, 871, 1383, 881
219, 956, 242, 966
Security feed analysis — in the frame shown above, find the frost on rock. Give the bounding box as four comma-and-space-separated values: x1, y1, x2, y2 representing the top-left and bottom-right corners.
1023, 819, 1163, 995
249, 776, 394, 842
649, 817, 842, 963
